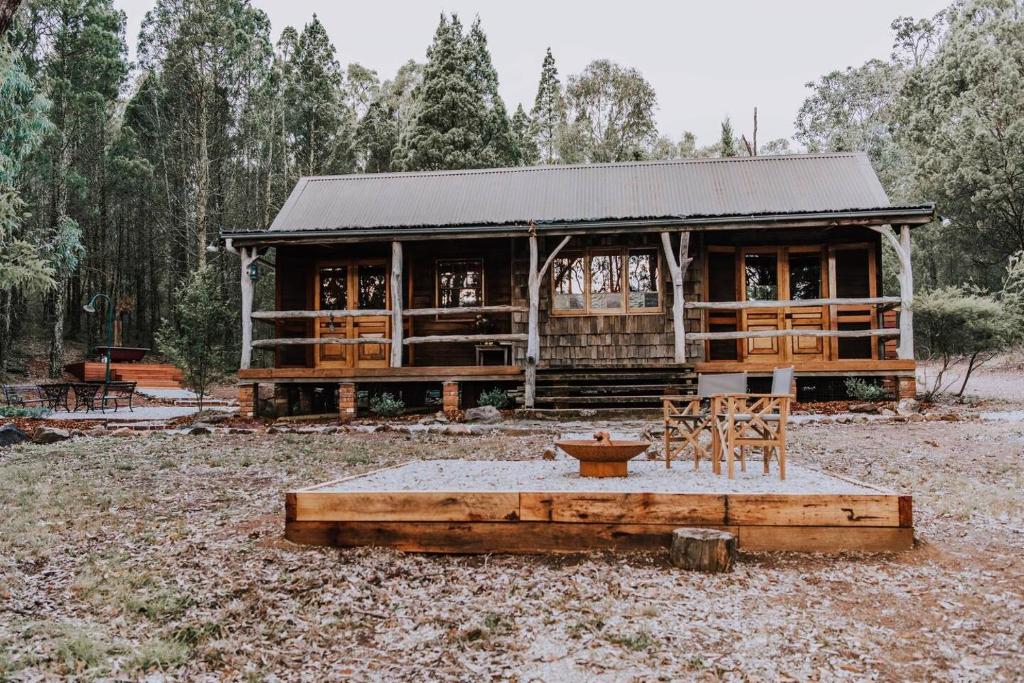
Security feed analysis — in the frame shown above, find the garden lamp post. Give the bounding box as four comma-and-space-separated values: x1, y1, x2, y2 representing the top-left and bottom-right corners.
83, 293, 114, 384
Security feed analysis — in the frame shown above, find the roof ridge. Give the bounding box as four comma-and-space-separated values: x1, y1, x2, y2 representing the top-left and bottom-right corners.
301, 152, 866, 183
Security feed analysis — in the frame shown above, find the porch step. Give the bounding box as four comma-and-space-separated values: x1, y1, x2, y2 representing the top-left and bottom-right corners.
527, 366, 696, 409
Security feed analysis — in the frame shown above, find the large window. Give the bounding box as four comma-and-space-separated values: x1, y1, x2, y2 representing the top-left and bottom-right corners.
551, 248, 661, 314
437, 259, 483, 308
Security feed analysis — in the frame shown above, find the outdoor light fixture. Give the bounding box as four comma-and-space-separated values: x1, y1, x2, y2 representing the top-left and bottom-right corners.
83, 293, 114, 384
248, 262, 259, 281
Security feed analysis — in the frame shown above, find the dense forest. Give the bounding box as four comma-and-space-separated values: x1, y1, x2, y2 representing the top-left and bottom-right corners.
0, 0, 1022, 377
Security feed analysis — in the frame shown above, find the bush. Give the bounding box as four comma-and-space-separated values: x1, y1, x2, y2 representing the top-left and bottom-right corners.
0, 406, 50, 418
844, 378, 888, 402
914, 286, 1018, 399
477, 387, 511, 409
368, 392, 404, 417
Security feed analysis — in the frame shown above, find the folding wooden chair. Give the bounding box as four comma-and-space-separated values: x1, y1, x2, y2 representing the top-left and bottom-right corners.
714, 367, 795, 480
663, 373, 747, 470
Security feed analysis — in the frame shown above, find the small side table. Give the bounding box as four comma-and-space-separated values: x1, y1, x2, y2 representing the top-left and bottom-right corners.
475, 343, 511, 366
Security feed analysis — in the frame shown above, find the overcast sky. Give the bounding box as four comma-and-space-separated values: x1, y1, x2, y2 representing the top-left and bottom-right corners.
114, 0, 951, 147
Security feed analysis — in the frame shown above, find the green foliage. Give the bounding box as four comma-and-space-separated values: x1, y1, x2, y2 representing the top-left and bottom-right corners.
477, 387, 511, 409
844, 377, 889, 402
560, 59, 657, 163
510, 103, 536, 166
719, 117, 737, 157
398, 13, 511, 171
528, 47, 564, 164
0, 406, 51, 418
155, 265, 232, 409
368, 392, 404, 417
914, 285, 1018, 397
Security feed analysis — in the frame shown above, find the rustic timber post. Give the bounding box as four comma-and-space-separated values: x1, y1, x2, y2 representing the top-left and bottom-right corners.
870, 224, 914, 360
525, 226, 572, 409
239, 247, 259, 370
660, 231, 693, 364
390, 241, 403, 368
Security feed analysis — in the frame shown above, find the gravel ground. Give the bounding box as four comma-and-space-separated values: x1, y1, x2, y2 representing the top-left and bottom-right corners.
1, 407, 1023, 681
318, 458, 879, 494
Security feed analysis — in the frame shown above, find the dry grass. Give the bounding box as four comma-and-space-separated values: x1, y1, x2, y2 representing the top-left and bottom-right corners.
0, 419, 1022, 680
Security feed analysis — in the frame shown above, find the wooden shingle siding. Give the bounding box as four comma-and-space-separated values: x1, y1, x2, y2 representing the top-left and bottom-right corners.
512, 233, 704, 368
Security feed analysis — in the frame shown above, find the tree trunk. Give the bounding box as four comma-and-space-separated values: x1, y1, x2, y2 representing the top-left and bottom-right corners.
48, 137, 71, 379
195, 88, 209, 269
669, 528, 737, 572
660, 231, 692, 364
390, 241, 403, 367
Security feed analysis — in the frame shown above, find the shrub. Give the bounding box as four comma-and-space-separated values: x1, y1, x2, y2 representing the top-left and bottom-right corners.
477, 387, 511, 409
0, 406, 50, 418
914, 286, 1018, 399
844, 378, 888, 402
368, 392, 404, 417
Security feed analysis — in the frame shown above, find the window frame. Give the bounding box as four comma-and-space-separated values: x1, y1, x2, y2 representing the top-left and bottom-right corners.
434, 258, 485, 318
550, 247, 663, 316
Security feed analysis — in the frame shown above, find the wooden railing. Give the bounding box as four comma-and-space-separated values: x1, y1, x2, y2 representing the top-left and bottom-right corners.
250, 305, 527, 349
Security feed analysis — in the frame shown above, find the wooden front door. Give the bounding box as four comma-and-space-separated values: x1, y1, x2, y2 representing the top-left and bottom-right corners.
740, 246, 829, 362
315, 260, 390, 369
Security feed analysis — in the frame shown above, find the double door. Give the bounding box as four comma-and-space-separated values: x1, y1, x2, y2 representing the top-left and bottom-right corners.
315, 259, 390, 368
740, 246, 828, 362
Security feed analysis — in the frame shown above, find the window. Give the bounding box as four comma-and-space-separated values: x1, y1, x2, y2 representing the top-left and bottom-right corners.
437, 259, 483, 308
551, 248, 661, 314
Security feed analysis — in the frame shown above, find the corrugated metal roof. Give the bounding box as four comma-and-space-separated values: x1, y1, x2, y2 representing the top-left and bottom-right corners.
268, 153, 892, 233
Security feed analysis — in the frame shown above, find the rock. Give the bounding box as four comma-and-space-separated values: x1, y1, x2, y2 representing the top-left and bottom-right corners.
0, 423, 29, 447
444, 424, 473, 435
192, 410, 232, 424
881, 408, 896, 417
541, 447, 557, 461
186, 423, 212, 435
907, 413, 926, 422
32, 426, 70, 444
110, 427, 133, 437
463, 405, 502, 424
896, 398, 920, 416
941, 413, 961, 422
849, 402, 880, 414
228, 427, 255, 434
669, 528, 737, 573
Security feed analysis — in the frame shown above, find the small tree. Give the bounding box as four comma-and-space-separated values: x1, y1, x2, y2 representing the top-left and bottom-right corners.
914, 286, 1017, 399
155, 266, 232, 411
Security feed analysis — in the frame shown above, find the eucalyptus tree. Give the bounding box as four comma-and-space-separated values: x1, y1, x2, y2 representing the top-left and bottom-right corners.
560, 59, 657, 163
139, 0, 272, 270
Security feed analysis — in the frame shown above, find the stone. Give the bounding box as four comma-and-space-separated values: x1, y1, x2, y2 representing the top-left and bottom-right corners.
187, 423, 212, 435
881, 408, 896, 417
896, 398, 920, 416
849, 402, 880, 414
463, 405, 502, 424
907, 413, 926, 422
541, 447, 557, 461
32, 427, 70, 444
444, 424, 473, 435
669, 528, 737, 573
228, 427, 255, 434
0, 423, 29, 447
110, 427, 133, 437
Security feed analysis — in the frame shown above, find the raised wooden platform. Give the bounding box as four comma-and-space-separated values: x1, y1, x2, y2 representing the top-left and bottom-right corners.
696, 359, 917, 377
285, 461, 913, 554
64, 361, 184, 388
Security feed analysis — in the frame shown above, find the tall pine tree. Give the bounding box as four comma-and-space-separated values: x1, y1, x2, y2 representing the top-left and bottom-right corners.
529, 47, 565, 164
466, 16, 516, 166
510, 103, 535, 165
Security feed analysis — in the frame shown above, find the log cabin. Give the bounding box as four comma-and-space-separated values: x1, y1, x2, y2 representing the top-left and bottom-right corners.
221, 153, 933, 419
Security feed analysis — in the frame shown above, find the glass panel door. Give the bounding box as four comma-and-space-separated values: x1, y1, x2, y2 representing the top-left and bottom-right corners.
317, 265, 350, 366
353, 263, 389, 367
785, 249, 827, 361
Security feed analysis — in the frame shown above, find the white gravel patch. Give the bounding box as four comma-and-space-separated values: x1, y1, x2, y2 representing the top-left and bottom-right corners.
314, 459, 881, 494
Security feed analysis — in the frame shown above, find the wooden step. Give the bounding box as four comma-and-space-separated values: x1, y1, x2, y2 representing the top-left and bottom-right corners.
534, 394, 673, 406
536, 383, 693, 395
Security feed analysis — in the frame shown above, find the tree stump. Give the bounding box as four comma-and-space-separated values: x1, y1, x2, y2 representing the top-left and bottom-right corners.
669, 528, 737, 573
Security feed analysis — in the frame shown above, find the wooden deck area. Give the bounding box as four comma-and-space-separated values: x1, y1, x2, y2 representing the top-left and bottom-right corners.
285, 461, 913, 554
64, 361, 184, 388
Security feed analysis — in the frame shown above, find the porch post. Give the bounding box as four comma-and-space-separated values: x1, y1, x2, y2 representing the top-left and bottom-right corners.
660, 231, 692, 364
870, 224, 914, 360
390, 240, 403, 368
525, 228, 572, 409
899, 225, 914, 361
239, 247, 258, 370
